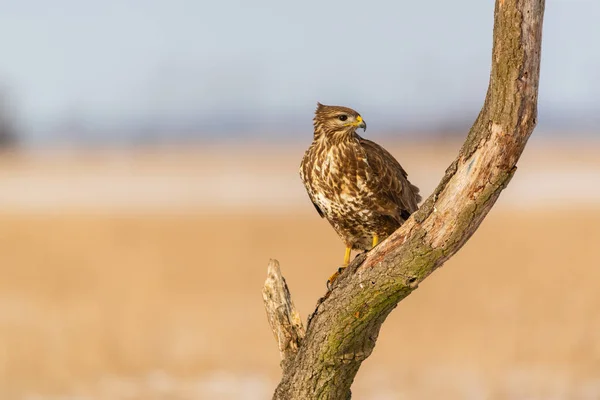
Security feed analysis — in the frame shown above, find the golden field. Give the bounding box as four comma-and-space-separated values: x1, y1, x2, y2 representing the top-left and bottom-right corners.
0, 139, 599, 399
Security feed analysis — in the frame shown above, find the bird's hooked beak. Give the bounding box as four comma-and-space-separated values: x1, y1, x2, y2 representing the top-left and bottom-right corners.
354, 115, 367, 131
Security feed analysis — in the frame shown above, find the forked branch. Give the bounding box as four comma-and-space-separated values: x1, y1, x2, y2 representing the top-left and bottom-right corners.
264, 0, 545, 398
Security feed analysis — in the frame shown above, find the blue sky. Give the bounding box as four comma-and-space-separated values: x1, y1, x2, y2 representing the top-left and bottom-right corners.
0, 0, 598, 142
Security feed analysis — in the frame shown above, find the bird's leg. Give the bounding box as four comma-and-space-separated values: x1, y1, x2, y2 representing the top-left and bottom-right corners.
343, 246, 351, 265
372, 235, 379, 248
327, 246, 352, 290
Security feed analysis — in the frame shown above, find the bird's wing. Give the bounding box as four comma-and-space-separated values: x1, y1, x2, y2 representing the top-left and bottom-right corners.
299, 145, 325, 218
310, 199, 325, 218
358, 137, 421, 221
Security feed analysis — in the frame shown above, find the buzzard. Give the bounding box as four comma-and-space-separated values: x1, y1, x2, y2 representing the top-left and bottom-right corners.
300, 103, 421, 285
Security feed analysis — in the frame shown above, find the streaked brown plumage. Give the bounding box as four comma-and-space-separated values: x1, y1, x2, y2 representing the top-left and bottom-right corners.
300, 103, 421, 267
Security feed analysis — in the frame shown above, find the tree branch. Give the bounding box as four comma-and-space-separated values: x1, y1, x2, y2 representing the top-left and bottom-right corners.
264, 0, 545, 398
262, 259, 306, 367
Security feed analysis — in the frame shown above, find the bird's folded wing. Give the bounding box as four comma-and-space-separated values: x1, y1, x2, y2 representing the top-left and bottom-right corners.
359, 138, 421, 220
299, 147, 326, 218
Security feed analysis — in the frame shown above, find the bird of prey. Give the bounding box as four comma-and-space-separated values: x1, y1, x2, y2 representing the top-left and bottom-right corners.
299, 103, 421, 286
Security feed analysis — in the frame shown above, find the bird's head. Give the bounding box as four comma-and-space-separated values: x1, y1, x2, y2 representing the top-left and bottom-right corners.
313, 103, 366, 141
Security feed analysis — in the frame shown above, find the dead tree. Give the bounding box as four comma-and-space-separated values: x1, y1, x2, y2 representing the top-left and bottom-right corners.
263, 0, 545, 398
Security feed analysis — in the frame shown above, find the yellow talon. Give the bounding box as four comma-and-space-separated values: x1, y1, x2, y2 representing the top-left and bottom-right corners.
327, 269, 342, 290
328, 246, 352, 290
372, 235, 379, 248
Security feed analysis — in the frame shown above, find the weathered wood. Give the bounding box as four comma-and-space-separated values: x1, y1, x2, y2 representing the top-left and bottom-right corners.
262, 259, 305, 367
266, 0, 546, 398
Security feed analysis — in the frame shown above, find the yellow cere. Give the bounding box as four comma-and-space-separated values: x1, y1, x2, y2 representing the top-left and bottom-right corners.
347, 115, 363, 127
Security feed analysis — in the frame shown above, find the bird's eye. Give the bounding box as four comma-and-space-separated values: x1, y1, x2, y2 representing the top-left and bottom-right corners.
338, 115, 348, 121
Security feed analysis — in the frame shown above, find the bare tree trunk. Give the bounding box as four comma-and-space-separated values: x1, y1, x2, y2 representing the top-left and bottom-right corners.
263, 0, 545, 398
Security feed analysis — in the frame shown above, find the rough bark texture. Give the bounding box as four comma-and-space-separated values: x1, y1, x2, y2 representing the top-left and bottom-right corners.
265, 0, 545, 398
262, 259, 306, 367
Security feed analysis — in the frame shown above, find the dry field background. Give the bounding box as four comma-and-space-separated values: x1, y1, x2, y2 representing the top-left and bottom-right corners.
0, 137, 599, 399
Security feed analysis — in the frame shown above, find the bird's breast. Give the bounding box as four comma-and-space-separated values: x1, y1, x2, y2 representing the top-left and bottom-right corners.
308, 145, 376, 218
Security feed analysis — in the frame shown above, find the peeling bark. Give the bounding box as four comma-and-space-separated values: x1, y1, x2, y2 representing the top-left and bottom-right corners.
264, 0, 545, 398
262, 259, 306, 368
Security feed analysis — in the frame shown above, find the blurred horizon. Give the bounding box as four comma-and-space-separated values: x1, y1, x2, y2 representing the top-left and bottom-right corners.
1, 2, 600, 399
0, 0, 599, 147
